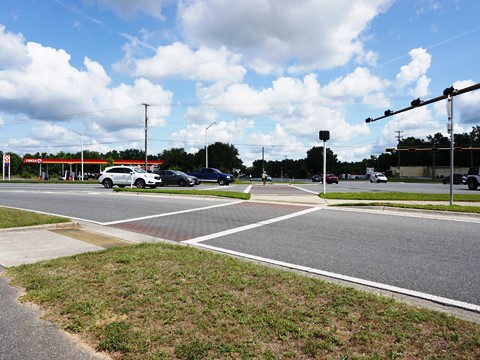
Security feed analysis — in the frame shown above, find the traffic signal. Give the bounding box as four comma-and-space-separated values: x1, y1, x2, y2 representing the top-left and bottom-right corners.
411, 98, 422, 107
319, 130, 330, 141
408, 148, 416, 152
385, 148, 396, 153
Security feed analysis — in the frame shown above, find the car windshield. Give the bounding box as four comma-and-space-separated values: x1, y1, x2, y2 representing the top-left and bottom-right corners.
176, 171, 188, 176
133, 168, 147, 173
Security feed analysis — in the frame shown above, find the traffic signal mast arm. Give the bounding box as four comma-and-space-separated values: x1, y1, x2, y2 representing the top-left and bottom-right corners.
365, 83, 480, 123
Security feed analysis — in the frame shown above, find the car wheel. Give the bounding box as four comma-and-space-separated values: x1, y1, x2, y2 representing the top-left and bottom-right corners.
178, 179, 187, 187
467, 179, 478, 190
102, 178, 113, 188
218, 178, 226, 186
135, 178, 146, 188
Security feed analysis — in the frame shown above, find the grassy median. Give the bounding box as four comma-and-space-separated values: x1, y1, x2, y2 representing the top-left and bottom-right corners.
320, 192, 480, 213
114, 187, 251, 200
5, 242, 480, 359
0, 207, 69, 229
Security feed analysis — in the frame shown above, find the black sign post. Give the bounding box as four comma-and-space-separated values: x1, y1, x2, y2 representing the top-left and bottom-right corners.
319, 131, 330, 194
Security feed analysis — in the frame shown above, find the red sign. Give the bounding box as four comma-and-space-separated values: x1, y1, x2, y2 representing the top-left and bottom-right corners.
3, 155, 10, 163
23, 158, 42, 164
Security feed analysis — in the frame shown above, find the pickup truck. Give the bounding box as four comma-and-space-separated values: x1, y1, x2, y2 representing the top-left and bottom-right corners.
187, 167, 235, 186
466, 166, 480, 190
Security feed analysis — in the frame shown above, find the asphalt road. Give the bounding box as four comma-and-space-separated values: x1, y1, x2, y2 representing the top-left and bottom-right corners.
1, 182, 479, 310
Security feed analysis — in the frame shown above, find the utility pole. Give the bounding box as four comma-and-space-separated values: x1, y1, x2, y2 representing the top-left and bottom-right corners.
395, 130, 403, 178
142, 103, 150, 170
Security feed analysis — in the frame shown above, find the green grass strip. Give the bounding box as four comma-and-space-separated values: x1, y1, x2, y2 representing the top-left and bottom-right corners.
320, 192, 480, 202
114, 187, 251, 200
0, 207, 69, 229
334, 202, 480, 214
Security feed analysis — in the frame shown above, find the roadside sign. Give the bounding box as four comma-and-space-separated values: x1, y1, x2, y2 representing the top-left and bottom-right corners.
3, 154, 10, 163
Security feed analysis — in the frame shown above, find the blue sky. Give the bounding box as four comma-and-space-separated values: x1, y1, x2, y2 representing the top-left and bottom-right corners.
1, 0, 479, 166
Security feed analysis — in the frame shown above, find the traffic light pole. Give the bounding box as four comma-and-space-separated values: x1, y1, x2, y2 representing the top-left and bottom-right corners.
365, 83, 480, 206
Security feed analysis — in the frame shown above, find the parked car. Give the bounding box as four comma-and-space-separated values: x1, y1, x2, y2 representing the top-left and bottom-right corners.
325, 174, 339, 184
370, 173, 388, 183
98, 166, 162, 188
312, 174, 338, 184
155, 170, 199, 187
442, 174, 467, 184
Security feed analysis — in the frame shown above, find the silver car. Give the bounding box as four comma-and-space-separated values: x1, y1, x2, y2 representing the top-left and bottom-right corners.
99, 166, 162, 189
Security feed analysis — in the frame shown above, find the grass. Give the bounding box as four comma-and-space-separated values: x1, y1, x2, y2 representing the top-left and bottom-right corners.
0, 207, 69, 229
335, 202, 480, 214
320, 192, 480, 202
114, 187, 251, 200
4, 242, 480, 359
319, 192, 480, 213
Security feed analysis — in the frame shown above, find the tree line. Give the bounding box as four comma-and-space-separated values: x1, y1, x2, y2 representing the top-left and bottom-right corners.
2, 126, 479, 179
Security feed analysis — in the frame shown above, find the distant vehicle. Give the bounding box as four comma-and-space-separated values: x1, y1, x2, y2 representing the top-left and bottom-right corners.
466, 166, 480, 190
155, 170, 199, 187
312, 174, 338, 184
98, 166, 162, 189
370, 173, 388, 183
442, 174, 467, 185
186, 167, 235, 186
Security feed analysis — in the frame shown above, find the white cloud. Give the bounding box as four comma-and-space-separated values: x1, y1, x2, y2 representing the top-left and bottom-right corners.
179, 0, 394, 74
321, 67, 387, 100
128, 42, 246, 84
0, 27, 173, 153
170, 118, 254, 153
394, 48, 431, 90
0, 25, 29, 69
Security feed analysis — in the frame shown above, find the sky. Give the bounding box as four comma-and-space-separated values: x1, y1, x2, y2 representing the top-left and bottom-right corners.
1, 0, 479, 167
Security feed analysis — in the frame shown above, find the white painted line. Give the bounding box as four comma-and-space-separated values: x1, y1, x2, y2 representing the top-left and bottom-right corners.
188, 243, 480, 313
103, 200, 244, 226
326, 206, 480, 224
290, 184, 319, 195
244, 184, 252, 193
183, 207, 322, 244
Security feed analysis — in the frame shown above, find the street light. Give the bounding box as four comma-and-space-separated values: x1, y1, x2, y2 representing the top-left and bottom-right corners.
70, 129, 84, 181
205, 121, 216, 168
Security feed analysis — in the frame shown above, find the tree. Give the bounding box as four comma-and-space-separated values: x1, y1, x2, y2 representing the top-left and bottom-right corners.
194, 142, 243, 173
306, 146, 339, 174
158, 148, 196, 171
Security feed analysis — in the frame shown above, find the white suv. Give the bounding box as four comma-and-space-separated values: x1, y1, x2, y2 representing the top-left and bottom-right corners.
98, 166, 162, 189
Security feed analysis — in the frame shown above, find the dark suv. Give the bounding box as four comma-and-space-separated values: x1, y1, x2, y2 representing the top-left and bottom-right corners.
442, 173, 467, 185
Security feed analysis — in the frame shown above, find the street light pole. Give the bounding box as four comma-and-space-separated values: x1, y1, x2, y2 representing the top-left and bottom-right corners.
447, 95, 454, 205
205, 121, 215, 168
